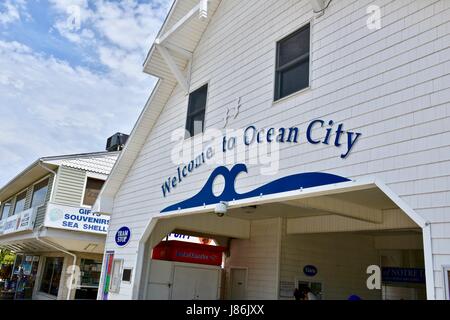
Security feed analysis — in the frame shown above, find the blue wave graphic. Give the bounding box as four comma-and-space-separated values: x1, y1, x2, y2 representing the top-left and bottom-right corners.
161, 164, 350, 213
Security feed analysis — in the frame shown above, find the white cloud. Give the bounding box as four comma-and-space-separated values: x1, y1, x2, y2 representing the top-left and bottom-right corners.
0, 1, 172, 185
49, 0, 171, 80
0, 0, 29, 26
0, 38, 153, 185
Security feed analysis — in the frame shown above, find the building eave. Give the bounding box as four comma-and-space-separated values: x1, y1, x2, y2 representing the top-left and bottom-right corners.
0, 151, 120, 202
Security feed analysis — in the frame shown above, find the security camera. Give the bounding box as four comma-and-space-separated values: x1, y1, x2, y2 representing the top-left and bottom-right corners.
215, 201, 229, 217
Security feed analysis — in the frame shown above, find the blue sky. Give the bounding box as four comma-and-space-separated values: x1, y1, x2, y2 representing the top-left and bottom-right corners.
0, 0, 172, 186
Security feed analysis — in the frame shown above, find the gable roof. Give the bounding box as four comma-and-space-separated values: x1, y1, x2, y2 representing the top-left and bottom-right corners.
94, 0, 323, 213
94, 0, 223, 213
44, 151, 119, 175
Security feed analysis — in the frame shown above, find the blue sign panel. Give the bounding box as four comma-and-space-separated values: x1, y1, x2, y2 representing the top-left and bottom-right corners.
382, 268, 426, 284
161, 164, 350, 213
115, 227, 131, 247
303, 265, 318, 277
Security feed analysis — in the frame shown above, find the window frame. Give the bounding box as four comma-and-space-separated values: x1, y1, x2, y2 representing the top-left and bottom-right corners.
78, 258, 103, 289
274, 22, 312, 102
0, 198, 13, 221
12, 190, 28, 216
39, 256, 64, 297
122, 268, 133, 283
80, 173, 107, 208
184, 83, 209, 139
30, 176, 50, 209
81, 176, 106, 208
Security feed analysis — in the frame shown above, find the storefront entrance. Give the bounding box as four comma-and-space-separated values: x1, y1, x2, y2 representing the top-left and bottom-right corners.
39, 257, 64, 297
146, 240, 225, 300
1, 254, 41, 300
75, 259, 102, 299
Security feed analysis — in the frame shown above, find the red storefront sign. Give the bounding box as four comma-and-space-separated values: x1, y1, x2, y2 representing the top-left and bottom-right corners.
152, 241, 226, 266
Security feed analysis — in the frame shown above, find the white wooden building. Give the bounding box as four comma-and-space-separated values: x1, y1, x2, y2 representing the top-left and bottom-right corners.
95, 0, 450, 300
0, 151, 118, 300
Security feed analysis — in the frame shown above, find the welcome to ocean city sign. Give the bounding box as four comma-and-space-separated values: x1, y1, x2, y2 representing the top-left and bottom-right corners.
161, 119, 362, 199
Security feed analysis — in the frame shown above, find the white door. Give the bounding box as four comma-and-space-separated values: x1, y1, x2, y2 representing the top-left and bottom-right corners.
147, 260, 172, 300
171, 266, 219, 300
230, 268, 246, 300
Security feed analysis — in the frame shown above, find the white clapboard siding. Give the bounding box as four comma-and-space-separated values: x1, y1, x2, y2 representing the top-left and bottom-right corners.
34, 174, 55, 228
52, 166, 86, 207
225, 219, 281, 300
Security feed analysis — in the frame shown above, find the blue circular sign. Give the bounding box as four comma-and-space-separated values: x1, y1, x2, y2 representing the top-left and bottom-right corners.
303, 265, 318, 277
115, 227, 131, 247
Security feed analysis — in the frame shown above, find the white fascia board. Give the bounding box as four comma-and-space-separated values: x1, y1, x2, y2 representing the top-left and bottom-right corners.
374, 179, 427, 228
310, 0, 326, 12
156, 2, 202, 45
160, 179, 378, 217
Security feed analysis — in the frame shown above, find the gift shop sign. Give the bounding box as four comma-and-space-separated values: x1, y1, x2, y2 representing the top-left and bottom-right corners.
45, 203, 110, 234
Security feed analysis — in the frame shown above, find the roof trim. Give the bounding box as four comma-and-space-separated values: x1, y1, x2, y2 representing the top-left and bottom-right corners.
143, 0, 178, 68
0, 151, 120, 199
41, 150, 119, 162
95, 0, 224, 213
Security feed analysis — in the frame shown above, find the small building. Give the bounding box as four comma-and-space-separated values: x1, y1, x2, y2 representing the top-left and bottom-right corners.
95, 0, 450, 300
0, 149, 119, 300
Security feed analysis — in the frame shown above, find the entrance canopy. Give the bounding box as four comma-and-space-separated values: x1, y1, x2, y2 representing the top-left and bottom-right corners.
158, 178, 426, 231
141, 178, 434, 300
0, 227, 105, 254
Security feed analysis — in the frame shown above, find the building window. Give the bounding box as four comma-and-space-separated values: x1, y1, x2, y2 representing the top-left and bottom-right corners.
39, 257, 64, 296
1, 199, 12, 220
122, 268, 132, 283
83, 178, 105, 207
185, 84, 208, 138
31, 178, 49, 208
13, 191, 27, 215
275, 24, 310, 101
75, 259, 103, 300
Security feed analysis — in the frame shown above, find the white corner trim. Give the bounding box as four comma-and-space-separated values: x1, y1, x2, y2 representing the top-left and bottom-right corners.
374, 179, 427, 228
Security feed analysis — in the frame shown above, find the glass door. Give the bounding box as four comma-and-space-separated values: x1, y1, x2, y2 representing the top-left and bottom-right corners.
75, 259, 103, 300
39, 257, 64, 297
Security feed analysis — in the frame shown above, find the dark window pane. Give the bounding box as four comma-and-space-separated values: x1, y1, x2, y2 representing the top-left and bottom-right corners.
185, 84, 208, 137
13, 192, 27, 215
278, 26, 310, 67
49, 259, 63, 296
39, 259, 53, 294
279, 61, 309, 98
83, 178, 105, 207
31, 179, 49, 208
187, 85, 208, 116
275, 24, 310, 100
